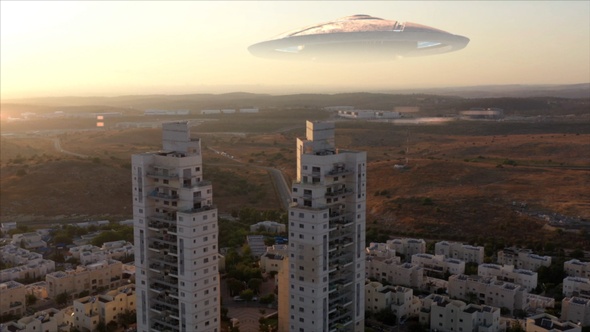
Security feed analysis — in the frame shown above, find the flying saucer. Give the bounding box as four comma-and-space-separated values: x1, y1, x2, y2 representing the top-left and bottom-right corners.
248, 14, 469, 62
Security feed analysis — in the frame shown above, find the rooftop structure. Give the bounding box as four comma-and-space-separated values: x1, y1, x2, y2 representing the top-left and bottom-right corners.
526, 313, 581, 332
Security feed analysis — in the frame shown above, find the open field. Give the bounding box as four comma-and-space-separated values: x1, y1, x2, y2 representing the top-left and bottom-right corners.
1, 100, 589, 249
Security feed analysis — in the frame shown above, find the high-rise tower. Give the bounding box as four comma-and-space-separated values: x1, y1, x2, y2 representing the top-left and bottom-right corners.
280, 121, 366, 332
133, 122, 220, 332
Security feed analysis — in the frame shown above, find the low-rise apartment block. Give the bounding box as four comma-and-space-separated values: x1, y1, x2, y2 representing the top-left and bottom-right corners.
69, 241, 134, 265
526, 313, 581, 332
411, 253, 465, 276
389, 238, 426, 261
0, 259, 55, 283
0, 308, 67, 332
0, 280, 26, 317
448, 274, 528, 314
563, 276, 590, 298
46, 259, 124, 299
478, 264, 538, 291
0, 245, 43, 265
10, 233, 46, 250
259, 244, 287, 273
366, 256, 424, 289
71, 284, 135, 332
435, 241, 485, 264
419, 294, 503, 332
561, 297, 590, 327
497, 248, 551, 271
564, 259, 590, 278
365, 281, 420, 322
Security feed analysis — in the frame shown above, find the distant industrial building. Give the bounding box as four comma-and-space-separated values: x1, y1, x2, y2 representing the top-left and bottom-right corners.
338, 109, 401, 120
144, 109, 189, 116
460, 108, 504, 120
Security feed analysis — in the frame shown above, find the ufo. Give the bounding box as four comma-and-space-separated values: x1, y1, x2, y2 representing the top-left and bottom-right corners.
248, 14, 469, 62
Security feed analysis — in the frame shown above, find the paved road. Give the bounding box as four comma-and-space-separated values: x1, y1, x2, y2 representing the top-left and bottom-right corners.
50, 137, 88, 158
207, 147, 291, 210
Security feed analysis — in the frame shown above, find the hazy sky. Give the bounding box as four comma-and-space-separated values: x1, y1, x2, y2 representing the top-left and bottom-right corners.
1, 1, 589, 99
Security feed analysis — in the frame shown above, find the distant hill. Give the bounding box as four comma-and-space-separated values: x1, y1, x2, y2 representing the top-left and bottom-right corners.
1, 84, 588, 119
386, 83, 590, 99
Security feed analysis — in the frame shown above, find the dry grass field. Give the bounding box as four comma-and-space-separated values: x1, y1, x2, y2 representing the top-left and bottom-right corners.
1, 114, 589, 249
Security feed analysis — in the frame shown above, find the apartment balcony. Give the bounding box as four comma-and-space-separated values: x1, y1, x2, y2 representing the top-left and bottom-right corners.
149, 214, 176, 223
149, 191, 180, 200
329, 211, 351, 221
9, 301, 23, 308
153, 276, 178, 288
153, 298, 179, 311
182, 180, 212, 189
329, 314, 353, 332
329, 218, 353, 229
327, 165, 352, 176
180, 204, 217, 214
325, 188, 353, 198
146, 170, 179, 179
152, 316, 180, 332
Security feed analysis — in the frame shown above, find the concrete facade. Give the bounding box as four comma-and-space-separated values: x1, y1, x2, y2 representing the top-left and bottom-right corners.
280, 121, 366, 332
46, 259, 124, 299
133, 121, 220, 332
448, 274, 528, 314
435, 241, 485, 264
564, 259, 590, 279
478, 264, 538, 291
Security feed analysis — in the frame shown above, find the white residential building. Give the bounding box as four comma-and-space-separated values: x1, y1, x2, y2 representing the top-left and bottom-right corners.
279, 121, 367, 332
0, 259, 55, 283
71, 284, 136, 332
561, 297, 590, 326
366, 257, 424, 289
11, 232, 46, 249
0, 245, 43, 266
526, 313, 581, 332
69, 241, 134, 265
133, 121, 220, 332
435, 241, 485, 264
411, 253, 465, 276
259, 245, 287, 274
0, 280, 26, 317
564, 259, 590, 278
420, 294, 503, 332
46, 259, 124, 299
389, 238, 426, 261
478, 264, 538, 291
497, 248, 551, 271
448, 274, 528, 314
563, 276, 590, 298
1, 308, 67, 332
365, 281, 420, 323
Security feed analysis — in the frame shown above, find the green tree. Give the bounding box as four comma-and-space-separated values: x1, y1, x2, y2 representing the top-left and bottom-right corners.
506, 320, 525, 332
56, 292, 69, 306
96, 321, 107, 332
374, 308, 397, 325
248, 278, 263, 294
240, 289, 255, 301
26, 294, 37, 306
